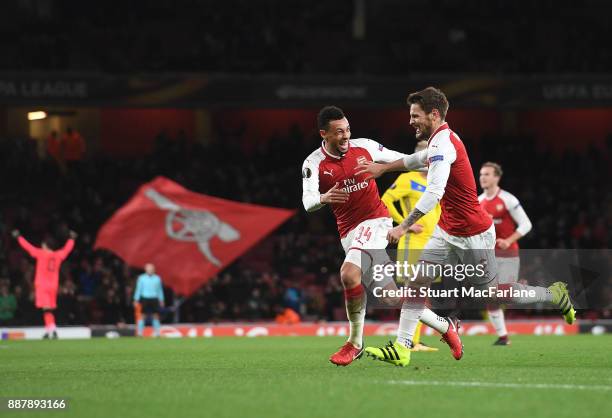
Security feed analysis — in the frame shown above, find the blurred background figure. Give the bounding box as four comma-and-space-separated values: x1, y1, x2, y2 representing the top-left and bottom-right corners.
275, 281, 303, 325
45, 130, 61, 163
12, 229, 77, 339
479, 162, 533, 346
0, 280, 18, 326
133, 263, 165, 337
61, 126, 86, 174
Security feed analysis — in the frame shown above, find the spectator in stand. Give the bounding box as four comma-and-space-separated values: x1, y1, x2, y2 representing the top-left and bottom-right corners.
57, 278, 78, 325
78, 259, 98, 298
283, 282, 303, 314
46, 131, 61, 162
101, 288, 122, 325
11, 285, 34, 325
324, 276, 344, 321
0, 282, 18, 325
245, 288, 264, 319
275, 307, 300, 325
62, 127, 86, 163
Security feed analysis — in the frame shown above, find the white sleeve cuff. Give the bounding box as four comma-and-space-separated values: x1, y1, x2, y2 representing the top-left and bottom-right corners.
303, 193, 324, 212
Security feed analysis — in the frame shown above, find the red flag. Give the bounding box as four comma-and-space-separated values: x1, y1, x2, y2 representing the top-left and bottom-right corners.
94, 177, 295, 296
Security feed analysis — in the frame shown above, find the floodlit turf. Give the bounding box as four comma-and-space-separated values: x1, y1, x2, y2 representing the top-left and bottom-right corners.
1, 335, 611, 418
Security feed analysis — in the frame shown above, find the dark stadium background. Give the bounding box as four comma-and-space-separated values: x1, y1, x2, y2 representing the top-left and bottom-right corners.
1, 0, 611, 329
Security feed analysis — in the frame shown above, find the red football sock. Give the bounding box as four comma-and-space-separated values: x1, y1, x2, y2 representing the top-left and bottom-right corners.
43, 312, 56, 332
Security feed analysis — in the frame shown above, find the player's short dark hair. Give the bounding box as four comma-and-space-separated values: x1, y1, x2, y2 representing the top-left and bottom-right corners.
482, 161, 503, 177
407, 87, 449, 120
317, 106, 345, 130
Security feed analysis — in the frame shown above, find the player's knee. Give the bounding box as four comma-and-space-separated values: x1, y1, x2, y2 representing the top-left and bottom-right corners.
340, 263, 361, 289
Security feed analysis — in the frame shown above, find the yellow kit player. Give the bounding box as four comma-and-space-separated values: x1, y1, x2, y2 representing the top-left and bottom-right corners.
381, 140, 441, 352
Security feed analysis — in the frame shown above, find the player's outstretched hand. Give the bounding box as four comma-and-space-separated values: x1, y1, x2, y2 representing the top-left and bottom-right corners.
320, 182, 349, 204
11, 229, 20, 238
387, 225, 408, 244
69, 230, 78, 239
355, 161, 385, 180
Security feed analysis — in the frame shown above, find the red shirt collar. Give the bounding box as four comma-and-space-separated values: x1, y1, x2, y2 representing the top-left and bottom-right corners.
428, 122, 449, 144
484, 187, 501, 201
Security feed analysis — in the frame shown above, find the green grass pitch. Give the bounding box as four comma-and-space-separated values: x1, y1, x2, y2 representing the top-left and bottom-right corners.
1, 335, 611, 418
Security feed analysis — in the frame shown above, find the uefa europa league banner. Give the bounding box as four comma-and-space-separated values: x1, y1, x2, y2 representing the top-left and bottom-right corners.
3, 73, 612, 107
94, 177, 295, 296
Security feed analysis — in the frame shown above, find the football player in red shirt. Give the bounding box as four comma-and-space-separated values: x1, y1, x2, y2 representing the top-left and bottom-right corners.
479, 162, 533, 345
13, 229, 76, 339
357, 87, 575, 367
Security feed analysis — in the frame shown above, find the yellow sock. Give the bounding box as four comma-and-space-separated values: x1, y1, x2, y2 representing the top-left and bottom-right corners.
413, 321, 422, 345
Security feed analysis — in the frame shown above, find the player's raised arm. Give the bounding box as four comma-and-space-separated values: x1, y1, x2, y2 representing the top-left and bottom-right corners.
15, 232, 42, 257
355, 148, 428, 179
57, 231, 77, 260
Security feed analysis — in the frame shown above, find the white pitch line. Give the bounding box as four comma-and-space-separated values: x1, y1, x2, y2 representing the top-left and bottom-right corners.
387, 380, 612, 391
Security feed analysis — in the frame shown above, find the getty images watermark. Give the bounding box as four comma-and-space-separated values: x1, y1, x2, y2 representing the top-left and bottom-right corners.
369, 260, 536, 299
360, 249, 611, 310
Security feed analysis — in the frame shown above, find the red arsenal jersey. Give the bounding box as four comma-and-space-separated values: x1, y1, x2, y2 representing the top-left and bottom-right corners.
302, 138, 406, 238
479, 189, 532, 256
18, 236, 74, 289
426, 123, 492, 237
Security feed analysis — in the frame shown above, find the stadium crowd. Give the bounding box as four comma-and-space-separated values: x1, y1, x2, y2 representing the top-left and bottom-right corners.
1, 0, 610, 75
0, 121, 610, 327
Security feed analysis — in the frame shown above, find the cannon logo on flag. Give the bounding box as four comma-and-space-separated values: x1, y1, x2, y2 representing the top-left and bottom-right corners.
144, 188, 239, 266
